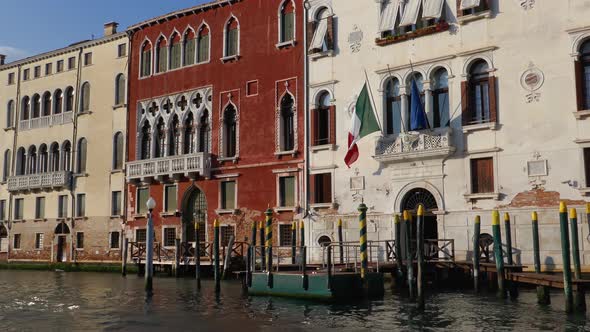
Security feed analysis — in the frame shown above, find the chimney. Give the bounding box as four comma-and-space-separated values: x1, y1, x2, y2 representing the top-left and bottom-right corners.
0, 54, 5, 65
104, 22, 119, 36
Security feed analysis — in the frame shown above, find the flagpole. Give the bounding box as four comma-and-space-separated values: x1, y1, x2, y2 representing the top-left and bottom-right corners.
408, 59, 431, 130
363, 68, 384, 135
387, 64, 408, 133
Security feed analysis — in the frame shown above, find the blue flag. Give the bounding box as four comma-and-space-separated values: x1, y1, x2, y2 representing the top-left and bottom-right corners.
410, 79, 429, 131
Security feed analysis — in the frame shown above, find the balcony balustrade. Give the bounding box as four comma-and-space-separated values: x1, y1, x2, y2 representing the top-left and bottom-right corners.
127, 153, 211, 183
18, 112, 73, 132
374, 128, 456, 162
7, 171, 72, 192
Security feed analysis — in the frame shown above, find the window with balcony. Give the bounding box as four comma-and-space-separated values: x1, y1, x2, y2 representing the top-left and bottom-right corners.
169, 115, 181, 156
155, 118, 166, 158
308, 7, 334, 54
198, 110, 210, 153
140, 121, 152, 160
220, 181, 236, 210
169, 32, 181, 70
470, 157, 494, 194
164, 228, 176, 247
58, 195, 68, 218
384, 78, 402, 135
15, 147, 25, 176
42, 92, 51, 116
311, 173, 332, 204
27, 146, 37, 175
183, 113, 195, 154
54, 89, 63, 114
156, 37, 168, 73
61, 140, 71, 172
31, 94, 41, 119
279, 0, 295, 44
39, 144, 48, 173
279, 176, 296, 207
222, 105, 237, 158
50, 143, 60, 172
280, 93, 295, 152
65, 87, 74, 113
21, 96, 30, 121
197, 25, 210, 63
575, 40, 590, 112
462, 59, 496, 126
224, 17, 239, 58
140, 41, 152, 77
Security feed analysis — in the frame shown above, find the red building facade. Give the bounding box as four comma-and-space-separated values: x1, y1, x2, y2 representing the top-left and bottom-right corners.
126, 0, 304, 248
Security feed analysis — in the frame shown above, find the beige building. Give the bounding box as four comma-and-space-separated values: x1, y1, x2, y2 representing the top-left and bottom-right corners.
0, 23, 128, 263
304, 0, 590, 269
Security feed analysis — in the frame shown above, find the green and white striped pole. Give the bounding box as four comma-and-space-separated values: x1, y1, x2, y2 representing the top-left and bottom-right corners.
359, 203, 368, 280
492, 210, 505, 298
560, 202, 573, 313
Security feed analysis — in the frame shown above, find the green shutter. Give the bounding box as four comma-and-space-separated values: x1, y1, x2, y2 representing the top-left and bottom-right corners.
158, 47, 167, 73
222, 181, 236, 209
283, 12, 295, 42
184, 39, 195, 66
137, 188, 149, 214
227, 29, 238, 56
166, 186, 177, 212
198, 35, 209, 62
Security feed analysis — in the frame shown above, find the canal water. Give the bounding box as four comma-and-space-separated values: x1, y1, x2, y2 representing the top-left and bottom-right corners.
0, 270, 588, 331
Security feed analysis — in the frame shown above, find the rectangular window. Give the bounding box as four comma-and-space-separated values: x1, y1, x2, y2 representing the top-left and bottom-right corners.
136, 229, 147, 243
220, 225, 235, 247
57, 60, 64, 73
8, 72, 15, 85
471, 157, 494, 194
246, 81, 258, 96
84, 52, 92, 66
279, 224, 293, 246
0, 200, 5, 221
13, 234, 21, 249
14, 198, 23, 220
110, 232, 120, 249
221, 181, 236, 210
584, 148, 590, 188
164, 228, 176, 247
35, 233, 44, 250
76, 194, 86, 217
313, 173, 332, 204
76, 232, 84, 249
58, 195, 68, 218
23, 69, 30, 81
279, 176, 296, 207
136, 187, 149, 215
34, 66, 41, 78
164, 185, 177, 212
68, 57, 76, 70
35, 197, 45, 219
117, 44, 127, 57
111, 191, 122, 216
45, 63, 53, 75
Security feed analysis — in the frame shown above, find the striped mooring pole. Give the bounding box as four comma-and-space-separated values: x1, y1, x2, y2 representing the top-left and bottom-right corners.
569, 208, 586, 312
265, 208, 274, 287
338, 219, 344, 264
359, 203, 369, 280
531, 211, 550, 304
291, 221, 297, 265
473, 216, 481, 292
559, 202, 573, 313
214, 219, 221, 293
492, 210, 506, 298
259, 221, 265, 269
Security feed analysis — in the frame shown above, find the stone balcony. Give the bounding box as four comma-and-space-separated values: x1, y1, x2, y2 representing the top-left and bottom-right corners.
7, 171, 72, 192
19, 112, 74, 132
127, 153, 211, 183
374, 128, 456, 163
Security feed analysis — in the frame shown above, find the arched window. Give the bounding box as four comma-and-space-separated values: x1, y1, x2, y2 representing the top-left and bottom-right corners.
49, 143, 60, 172
76, 138, 87, 173
223, 105, 237, 157
27, 146, 37, 175
385, 79, 402, 135
140, 121, 152, 160
42, 92, 51, 116
2, 149, 11, 182
576, 40, 590, 111
54, 89, 63, 114
225, 18, 239, 57
313, 91, 332, 145
65, 87, 74, 112
197, 25, 210, 63
408, 72, 425, 112
38, 144, 48, 173
6, 100, 14, 128
140, 41, 152, 77
169, 115, 181, 156
16, 148, 25, 176
32, 94, 41, 119
467, 60, 491, 125
309, 8, 332, 53
156, 37, 168, 73
61, 141, 71, 172
21, 96, 30, 120
169, 32, 181, 70
183, 29, 196, 66
113, 132, 124, 169
280, 0, 295, 43
198, 109, 210, 153
184, 113, 196, 154
432, 68, 449, 128
115, 74, 126, 105
80, 82, 90, 112
155, 118, 166, 158
280, 94, 295, 151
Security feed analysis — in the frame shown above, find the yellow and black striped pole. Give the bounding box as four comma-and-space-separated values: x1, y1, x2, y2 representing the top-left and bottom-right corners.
492, 210, 505, 298
259, 221, 265, 267
359, 203, 368, 280
265, 209, 273, 272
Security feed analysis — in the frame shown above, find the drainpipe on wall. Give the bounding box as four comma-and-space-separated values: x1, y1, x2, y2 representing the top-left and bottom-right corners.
303, 0, 311, 249
7, 64, 22, 262
123, 30, 134, 248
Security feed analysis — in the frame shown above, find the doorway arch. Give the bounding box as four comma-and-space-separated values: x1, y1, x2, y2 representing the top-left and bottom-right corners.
181, 185, 207, 243
54, 222, 70, 263
400, 188, 439, 240
0, 224, 7, 252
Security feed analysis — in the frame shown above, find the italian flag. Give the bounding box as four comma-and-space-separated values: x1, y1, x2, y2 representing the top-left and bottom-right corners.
344, 83, 381, 168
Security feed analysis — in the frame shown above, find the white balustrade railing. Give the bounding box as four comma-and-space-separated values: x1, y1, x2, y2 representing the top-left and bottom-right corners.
7, 171, 71, 192
127, 153, 210, 181
374, 127, 456, 162
18, 111, 74, 131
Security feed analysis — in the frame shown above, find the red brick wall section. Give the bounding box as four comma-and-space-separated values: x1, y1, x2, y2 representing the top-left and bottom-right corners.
501, 189, 587, 208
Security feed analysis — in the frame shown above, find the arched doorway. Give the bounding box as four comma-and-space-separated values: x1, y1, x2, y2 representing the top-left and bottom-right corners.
0, 224, 7, 252
401, 188, 439, 240
182, 186, 207, 243
55, 222, 70, 262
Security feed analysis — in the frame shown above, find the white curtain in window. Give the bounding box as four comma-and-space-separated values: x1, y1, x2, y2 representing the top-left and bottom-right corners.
378, 0, 400, 33
399, 0, 422, 27
309, 18, 328, 51
460, 0, 480, 10
423, 0, 445, 19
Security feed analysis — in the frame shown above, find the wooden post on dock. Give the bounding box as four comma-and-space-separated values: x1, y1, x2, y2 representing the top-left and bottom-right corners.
359, 203, 369, 281
417, 205, 425, 310
531, 211, 550, 304
394, 215, 404, 282
145, 200, 155, 294
504, 213, 518, 298
292, 221, 297, 265
559, 202, 573, 313
195, 221, 201, 289
338, 219, 344, 264
300, 220, 305, 248
492, 210, 505, 298
174, 238, 181, 278
473, 216, 481, 292
259, 221, 265, 270
404, 210, 415, 298
569, 208, 586, 312
214, 219, 221, 293
122, 238, 128, 277
265, 208, 274, 287
223, 235, 235, 280
250, 221, 257, 271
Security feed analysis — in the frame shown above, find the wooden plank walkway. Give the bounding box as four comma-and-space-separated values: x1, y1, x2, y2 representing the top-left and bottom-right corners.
508, 272, 590, 291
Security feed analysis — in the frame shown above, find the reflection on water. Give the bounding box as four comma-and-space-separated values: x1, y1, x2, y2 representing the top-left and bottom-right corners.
0, 270, 587, 331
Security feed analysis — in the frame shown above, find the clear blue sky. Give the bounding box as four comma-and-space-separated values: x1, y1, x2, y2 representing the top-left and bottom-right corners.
0, 0, 210, 63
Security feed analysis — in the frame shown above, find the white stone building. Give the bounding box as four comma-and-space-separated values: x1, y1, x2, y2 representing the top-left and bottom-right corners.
304, 0, 590, 269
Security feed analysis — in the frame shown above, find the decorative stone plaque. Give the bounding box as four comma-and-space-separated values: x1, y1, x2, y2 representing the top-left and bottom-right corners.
520, 62, 544, 103
348, 25, 363, 53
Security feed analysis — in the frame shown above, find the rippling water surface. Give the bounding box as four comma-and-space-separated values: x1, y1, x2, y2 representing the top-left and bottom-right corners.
0, 270, 588, 331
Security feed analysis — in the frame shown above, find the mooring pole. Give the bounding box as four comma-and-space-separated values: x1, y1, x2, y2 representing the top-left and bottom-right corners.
359, 203, 369, 281
265, 208, 274, 287
250, 221, 257, 270
195, 221, 201, 289
122, 237, 128, 277
559, 202, 573, 313
174, 238, 181, 278
338, 219, 344, 264
214, 219, 221, 293
569, 208, 586, 312
259, 221, 265, 269
492, 210, 505, 298
504, 213, 514, 266
291, 221, 297, 265
300, 220, 305, 248
417, 205, 425, 310
404, 210, 415, 298
531, 211, 549, 304
145, 204, 155, 294
394, 214, 404, 282
473, 216, 481, 292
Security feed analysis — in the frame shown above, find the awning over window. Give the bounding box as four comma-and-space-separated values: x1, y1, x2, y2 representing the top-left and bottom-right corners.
459, 0, 481, 10
378, 0, 401, 33
400, 0, 445, 26
309, 18, 328, 51
423, 0, 445, 19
